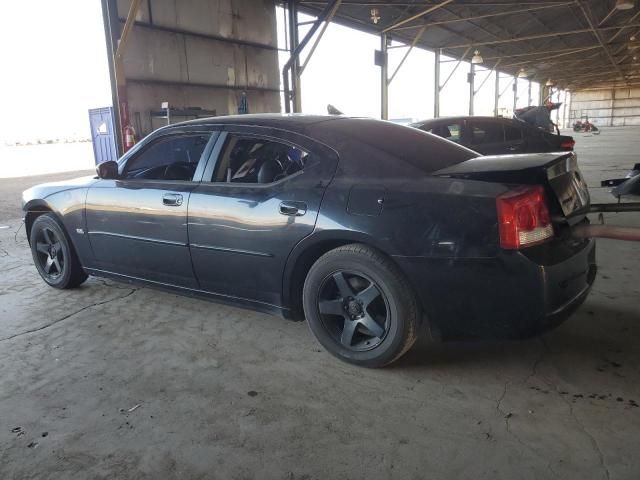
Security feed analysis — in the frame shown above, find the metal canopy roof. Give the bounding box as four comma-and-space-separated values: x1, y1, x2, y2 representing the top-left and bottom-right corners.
298, 0, 640, 90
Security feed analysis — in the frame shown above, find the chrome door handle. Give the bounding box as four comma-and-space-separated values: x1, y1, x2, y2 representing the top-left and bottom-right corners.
279, 201, 307, 216
163, 193, 183, 206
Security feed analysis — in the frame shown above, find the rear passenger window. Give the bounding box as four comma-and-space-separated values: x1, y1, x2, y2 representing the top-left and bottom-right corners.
505, 124, 523, 141
424, 123, 462, 143
470, 123, 504, 145
212, 136, 308, 184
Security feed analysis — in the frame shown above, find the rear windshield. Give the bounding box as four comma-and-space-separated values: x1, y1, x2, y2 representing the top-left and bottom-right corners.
315, 118, 479, 173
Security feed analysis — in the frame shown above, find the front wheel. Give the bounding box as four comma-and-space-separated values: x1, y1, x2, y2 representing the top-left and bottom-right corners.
30, 213, 88, 289
303, 244, 419, 367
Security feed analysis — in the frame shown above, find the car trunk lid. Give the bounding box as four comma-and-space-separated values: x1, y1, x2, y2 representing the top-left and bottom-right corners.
433, 151, 590, 225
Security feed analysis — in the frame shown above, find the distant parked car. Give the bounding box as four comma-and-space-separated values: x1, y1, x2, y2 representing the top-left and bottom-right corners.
410, 116, 575, 155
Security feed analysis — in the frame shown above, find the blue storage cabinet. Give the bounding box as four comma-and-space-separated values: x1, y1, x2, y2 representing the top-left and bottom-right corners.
88, 107, 117, 165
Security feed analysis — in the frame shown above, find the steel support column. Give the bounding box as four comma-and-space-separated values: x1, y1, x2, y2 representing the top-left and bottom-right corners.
282, 0, 339, 113
434, 49, 440, 118
287, 0, 301, 113
112, 0, 142, 153
468, 63, 475, 116
381, 33, 388, 120
494, 72, 500, 116
528, 80, 532, 106
101, 0, 123, 155
299, 0, 342, 76
512, 76, 518, 113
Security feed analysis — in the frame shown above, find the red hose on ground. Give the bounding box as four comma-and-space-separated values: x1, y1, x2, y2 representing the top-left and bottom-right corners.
572, 224, 640, 242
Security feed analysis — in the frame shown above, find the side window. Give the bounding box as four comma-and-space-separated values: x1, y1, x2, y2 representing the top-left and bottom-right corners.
123, 134, 211, 181
504, 124, 523, 142
425, 124, 460, 143
444, 123, 462, 143
211, 135, 308, 184
470, 122, 504, 145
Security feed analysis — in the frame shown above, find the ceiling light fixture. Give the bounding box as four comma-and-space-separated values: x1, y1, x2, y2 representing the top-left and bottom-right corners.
370, 8, 381, 24
471, 50, 484, 64
615, 0, 635, 10
545, 79, 555, 86
517, 68, 528, 78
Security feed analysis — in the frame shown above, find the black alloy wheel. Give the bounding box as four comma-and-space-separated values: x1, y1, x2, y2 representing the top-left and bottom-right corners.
30, 214, 88, 289
317, 271, 390, 351
34, 226, 65, 280
303, 243, 419, 368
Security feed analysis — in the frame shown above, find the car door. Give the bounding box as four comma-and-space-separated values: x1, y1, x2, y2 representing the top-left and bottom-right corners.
85, 128, 217, 288
467, 119, 506, 155
503, 120, 525, 153
188, 126, 339, 307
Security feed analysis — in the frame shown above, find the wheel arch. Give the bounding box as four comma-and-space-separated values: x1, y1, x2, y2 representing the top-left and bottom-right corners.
282, 230, 420, 322
24, 202, 80, 258
24, 201, 56, 244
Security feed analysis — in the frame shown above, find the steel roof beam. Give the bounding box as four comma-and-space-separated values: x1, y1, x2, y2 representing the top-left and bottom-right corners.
300, 1, 571, 6
443, 22, 640, 49
299, 0, 342, 75
390, 2, 573, 31
439, 46, 472, 90
598, 5, 619, 27
482, 45, 604, 60
388, 25, 427, 84
501, 46, 602, 67
606, 11, 640, 43
382, 0, 453, 32
474, 58, 500, 95
575, 1, 626, 84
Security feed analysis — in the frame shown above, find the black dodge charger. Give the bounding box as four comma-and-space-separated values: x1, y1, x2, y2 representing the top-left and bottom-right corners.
22, 115, 596, 367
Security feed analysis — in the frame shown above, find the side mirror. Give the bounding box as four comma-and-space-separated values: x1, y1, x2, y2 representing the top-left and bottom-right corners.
96, 160, 119, 179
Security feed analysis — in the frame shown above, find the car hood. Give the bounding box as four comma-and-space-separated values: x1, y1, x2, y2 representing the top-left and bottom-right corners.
22, 175, 98, 210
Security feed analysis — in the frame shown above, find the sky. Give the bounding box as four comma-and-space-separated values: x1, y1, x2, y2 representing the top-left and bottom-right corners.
0, 1, 548, 144
0, 0, 112, 143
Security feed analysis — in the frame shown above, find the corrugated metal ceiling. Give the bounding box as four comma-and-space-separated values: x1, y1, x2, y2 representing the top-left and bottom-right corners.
297, 0, 640, 90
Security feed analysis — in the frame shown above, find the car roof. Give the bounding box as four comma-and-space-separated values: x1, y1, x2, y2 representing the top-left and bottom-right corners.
165, 114, 478, 168
177, 113, 343, 134
413, 116, 517, 125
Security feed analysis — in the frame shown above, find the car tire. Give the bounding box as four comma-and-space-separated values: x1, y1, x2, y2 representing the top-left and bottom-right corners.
30, 213, 88, 289
303, 243, 419, 368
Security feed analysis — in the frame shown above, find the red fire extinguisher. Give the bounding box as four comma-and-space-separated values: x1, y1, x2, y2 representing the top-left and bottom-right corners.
123, 125, 136, 151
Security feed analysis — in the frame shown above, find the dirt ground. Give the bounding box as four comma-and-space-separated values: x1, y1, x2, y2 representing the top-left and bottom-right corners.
0, 132, 639, 480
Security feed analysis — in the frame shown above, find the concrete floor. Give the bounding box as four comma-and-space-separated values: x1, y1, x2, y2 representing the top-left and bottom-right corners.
1, 130, 639, 480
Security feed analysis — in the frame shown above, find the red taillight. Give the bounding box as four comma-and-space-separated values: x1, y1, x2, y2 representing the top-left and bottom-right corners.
496, 185, 554, 249
560, 138, 575, 150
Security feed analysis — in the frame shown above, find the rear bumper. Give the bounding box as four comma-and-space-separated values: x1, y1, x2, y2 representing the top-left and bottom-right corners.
395, 239, 596, 340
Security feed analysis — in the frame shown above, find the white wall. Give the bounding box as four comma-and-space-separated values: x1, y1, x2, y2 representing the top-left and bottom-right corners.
114, 0, 280, 135
570, 88, 640, 127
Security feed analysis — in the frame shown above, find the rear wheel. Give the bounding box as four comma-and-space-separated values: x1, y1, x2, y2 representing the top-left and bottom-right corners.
303, 244, 419, 367
30, 214, 88, 289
